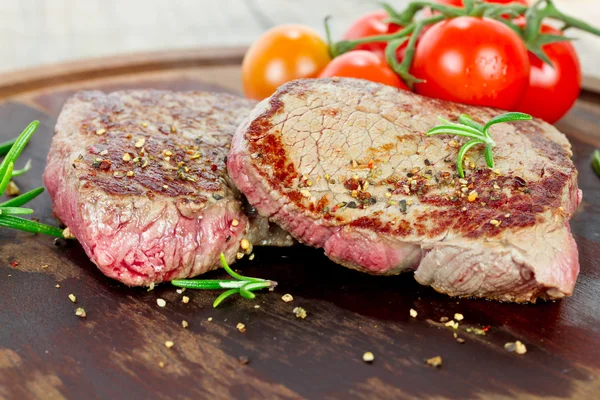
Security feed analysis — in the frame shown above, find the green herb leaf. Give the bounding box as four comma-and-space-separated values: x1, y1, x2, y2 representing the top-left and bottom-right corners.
483, 112, 532, 133
592, 150, 600, 177
0, 138, 16, 157
0, 121, 39, 181
0, 162, 14, 195
171, 279, 243, 290
0, 122, 66, 239
458, 114, 484, 131
213, 289, 242, 308
456, 139, 484, 178
172, 252, 276, 308
0, 187, 44, 207
427, 112, 532, 178
0, 215, 64, 237
11, 159, 32, 177
0, 207, 34, 215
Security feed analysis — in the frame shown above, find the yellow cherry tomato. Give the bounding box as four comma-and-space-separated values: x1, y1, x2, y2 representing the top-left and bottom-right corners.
242, 25, 332, 100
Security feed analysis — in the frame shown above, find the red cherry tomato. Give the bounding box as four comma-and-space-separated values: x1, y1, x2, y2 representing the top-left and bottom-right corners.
411, 17, 530, 110
436, 0, 527, 5
318, 50, 409, 90
513, 20, 581, 123
341, 10, 406, 61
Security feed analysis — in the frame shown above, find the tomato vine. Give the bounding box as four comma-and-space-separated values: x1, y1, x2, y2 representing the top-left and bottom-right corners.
325, 0, 600, 90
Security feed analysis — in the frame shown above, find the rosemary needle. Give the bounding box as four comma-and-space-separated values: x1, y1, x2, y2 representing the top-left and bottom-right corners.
592, 150, 600, 177
172, 253, 277, 308
0, 187, 44, 207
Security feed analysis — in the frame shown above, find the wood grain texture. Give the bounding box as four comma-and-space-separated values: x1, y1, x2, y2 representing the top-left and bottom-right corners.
0, 50, 599, 400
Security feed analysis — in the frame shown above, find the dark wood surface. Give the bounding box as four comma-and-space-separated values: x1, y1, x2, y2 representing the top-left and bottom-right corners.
0, 49, 599, 400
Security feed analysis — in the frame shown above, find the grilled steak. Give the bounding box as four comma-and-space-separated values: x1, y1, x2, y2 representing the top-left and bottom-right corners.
228, 78, 582, 302
44, 90, 292, 286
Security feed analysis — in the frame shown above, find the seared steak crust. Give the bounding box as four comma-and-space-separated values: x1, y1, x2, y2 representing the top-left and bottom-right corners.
228, 78, 581, 302
45, 90, 290, 286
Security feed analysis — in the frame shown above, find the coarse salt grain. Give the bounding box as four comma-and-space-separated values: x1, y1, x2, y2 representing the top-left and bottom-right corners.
505, 340, 527, 355
293, 307, 307, 319
6, 181, 20, 196
62, 227, 75, 239
468, 191, 478, 202
445, 320, 459, 329
426, 356, 443, 368
362, 352, 375, 363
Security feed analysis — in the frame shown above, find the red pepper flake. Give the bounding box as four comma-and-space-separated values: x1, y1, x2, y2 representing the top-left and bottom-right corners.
211, 164, 218, 172
99, 160, 112, 170
11, 261, 19, 267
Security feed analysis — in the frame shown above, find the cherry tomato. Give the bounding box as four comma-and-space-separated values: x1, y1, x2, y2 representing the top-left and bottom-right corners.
242, 25, 331, 100
318, 50, 409, 90
513, 20, 581, 123
436, 0, 527, 5
341, 10, 405, 61
411, 17, 530, 110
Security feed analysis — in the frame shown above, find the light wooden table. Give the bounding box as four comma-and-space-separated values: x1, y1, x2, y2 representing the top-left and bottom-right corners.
1, 0, 599, 77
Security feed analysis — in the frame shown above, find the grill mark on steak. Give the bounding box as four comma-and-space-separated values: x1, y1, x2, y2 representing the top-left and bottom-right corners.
228, 78, 581, 302
45, 90, 293, 286
239, 80, 574, 240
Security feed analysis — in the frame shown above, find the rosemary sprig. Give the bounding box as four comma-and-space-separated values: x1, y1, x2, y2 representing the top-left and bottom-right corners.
172, 253, 277, 308
427, 112, 532, 178
0, 121, 66, 238
592, 150, 600, 177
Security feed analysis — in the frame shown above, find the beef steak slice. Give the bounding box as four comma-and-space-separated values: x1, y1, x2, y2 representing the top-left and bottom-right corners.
228, 78, 582, 302
44, 90, 291, 286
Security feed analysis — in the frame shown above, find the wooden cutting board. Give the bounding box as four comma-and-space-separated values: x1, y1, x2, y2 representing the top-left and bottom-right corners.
0, 48, 598, 400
